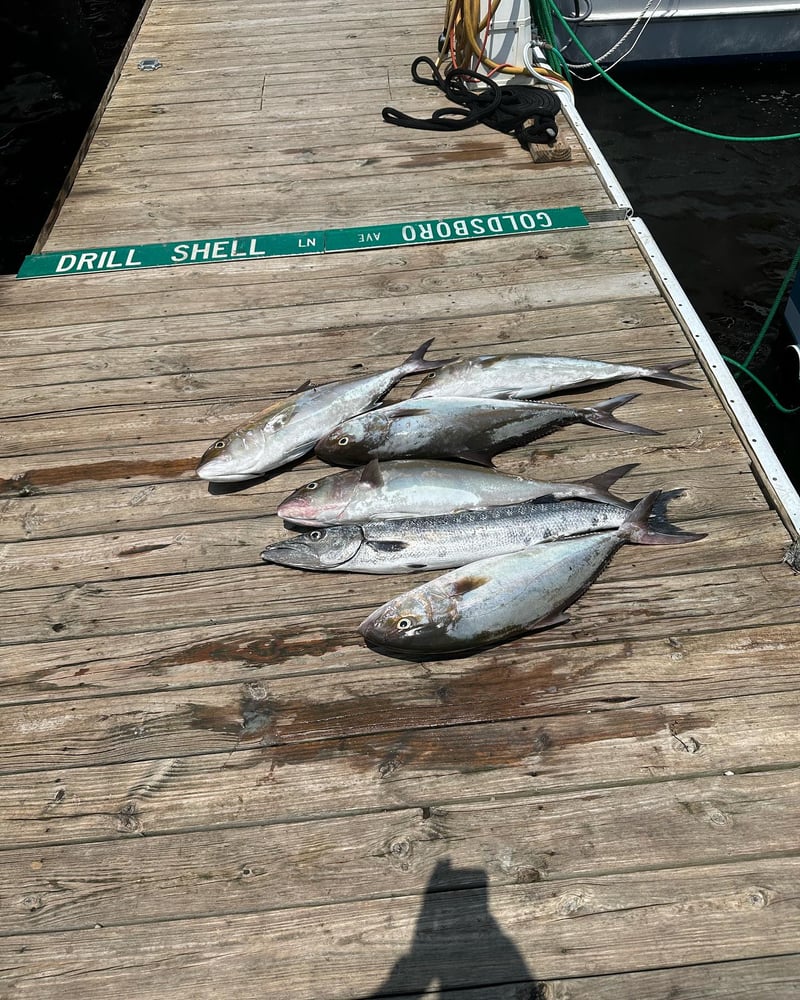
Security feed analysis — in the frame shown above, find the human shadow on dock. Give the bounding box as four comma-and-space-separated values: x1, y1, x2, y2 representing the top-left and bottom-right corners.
366, 858, 539, 998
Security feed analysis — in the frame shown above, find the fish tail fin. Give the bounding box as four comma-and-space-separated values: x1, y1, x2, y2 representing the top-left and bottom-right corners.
622, 491, 706, 545
578, 462, 638, 504
400, 338, 458, 375
646, 359, 700, 389
584, 393, 661, 436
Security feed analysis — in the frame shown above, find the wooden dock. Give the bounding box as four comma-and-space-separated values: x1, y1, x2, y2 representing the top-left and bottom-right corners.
2, 0, 800, 995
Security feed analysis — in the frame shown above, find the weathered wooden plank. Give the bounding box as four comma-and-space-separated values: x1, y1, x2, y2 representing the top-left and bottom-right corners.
540, 955, 800, 998
45, 176, 613, 249
2, 857, 800, 997
79, 132, 587, 184
2, 675, 798, 846
1, 241, 655, 332
0, 282, 674, 359
77, 138, 580, 190
0, 371, 733, 463
0, 499, 774, 593
5, 221, 638, 309
81, 127, 577, 169
1, 578, 793, 705
0, 461, 762, 544
0, 312, 680, 391
0, 331, 701, 418
0, 409, 746, 501
1, 577, 797, 773
2, 526, 796, 648
2, 769, 799, 935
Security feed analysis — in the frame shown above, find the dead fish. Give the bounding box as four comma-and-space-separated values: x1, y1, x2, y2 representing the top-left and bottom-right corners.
262, 495, 654, 573
196, 339, 449, 481
358, 491, 705, 657
277, 459, 637, 526
315, 392, 658, 467
412, 353, 697, 399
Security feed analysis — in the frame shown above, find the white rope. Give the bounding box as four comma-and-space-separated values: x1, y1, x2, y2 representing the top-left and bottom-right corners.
564, 0, 664, 77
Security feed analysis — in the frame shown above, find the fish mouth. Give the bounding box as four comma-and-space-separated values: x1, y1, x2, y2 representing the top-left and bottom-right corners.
196, 454, 257, 482
275, 499, 325, 525
260, 543, 327, 570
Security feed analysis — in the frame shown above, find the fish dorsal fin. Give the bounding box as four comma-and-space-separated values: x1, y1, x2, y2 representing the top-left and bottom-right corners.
292, 379, 314, 394
359, 459, 384, 489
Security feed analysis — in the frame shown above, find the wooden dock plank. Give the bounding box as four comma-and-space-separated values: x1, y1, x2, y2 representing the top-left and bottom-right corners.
2, 0, 800, 993
2, 857, 800, 998
2, 768, 800, 935
2, 677, 798, 847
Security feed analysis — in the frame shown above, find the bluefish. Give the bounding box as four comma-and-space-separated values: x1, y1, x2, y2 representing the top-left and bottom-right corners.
277, 459, 637, 526
412, 352, 697, 400
315, 392, 658, 467
358, 492, 704, 657
196, 339, 449, 481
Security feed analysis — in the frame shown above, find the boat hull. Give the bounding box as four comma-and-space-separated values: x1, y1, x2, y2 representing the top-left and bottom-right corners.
554, 3, 800, 65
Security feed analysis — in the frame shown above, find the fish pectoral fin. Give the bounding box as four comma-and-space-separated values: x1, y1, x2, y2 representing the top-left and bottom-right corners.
533, 609, 570, 631
359, 459, 384, 489
488, 387, 528, 399
364, 539, 409, 552
454, 448, 495, 467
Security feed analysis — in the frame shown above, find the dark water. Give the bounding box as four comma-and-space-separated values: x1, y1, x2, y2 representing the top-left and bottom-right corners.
0, 0, 142, 272
2, 7, 798, 484
573, 63, 800, 485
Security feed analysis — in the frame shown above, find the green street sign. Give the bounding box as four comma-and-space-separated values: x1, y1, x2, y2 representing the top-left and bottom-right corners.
17, 207, 588, 280
17, 231, 326, 279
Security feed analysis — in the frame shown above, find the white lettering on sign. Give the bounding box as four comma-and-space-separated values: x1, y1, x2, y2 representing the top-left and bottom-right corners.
249, 238, 266, 256
55, 254, 77, 273
357, 232, 382, 244
298, 237, 317, 248
397, 212, 561, 246
52, 248, 143, 273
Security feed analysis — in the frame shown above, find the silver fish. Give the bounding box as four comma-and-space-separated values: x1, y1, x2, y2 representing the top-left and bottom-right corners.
276, 459, 637, 526
315, 392, 657, 467
358, 492, 705, 657
197, 339, 448, 481
262, 496, 646, 574
412, 353, 697, 400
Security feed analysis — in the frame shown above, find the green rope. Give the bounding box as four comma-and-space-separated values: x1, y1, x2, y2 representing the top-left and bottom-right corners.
529, 0, 571, 78
547, 1, 800, 142
743, 243, 800, 367
723, 355, 800, 414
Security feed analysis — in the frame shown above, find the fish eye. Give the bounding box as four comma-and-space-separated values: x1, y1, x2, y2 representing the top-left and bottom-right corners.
338, 436, 349, 446
397, 618, 413, 631
308, 530, 325, 541
426, 372, 436, 380
213, 440, 225, 449
305, 481, 318, 490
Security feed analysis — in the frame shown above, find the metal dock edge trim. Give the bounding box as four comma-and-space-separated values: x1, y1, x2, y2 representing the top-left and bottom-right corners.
560, 100, 633, 216
630, 215, 800, 539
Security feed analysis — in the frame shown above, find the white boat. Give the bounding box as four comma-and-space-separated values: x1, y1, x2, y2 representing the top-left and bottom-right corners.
552, 0, 800, 66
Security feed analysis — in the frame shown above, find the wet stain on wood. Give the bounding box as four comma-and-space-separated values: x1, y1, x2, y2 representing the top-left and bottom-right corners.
188, 688, 277, 743
0, 457, 198, 496
145, 626, 352, 675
